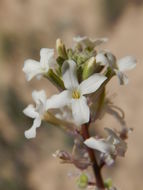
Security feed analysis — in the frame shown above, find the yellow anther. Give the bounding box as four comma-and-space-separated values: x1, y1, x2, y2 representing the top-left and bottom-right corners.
72, 90, 80, 99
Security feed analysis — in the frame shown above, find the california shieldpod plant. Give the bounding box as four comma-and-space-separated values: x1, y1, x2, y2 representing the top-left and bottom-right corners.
23, 37, 136, 190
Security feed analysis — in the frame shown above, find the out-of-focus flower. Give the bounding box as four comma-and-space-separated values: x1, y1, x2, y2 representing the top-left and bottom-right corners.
105, 128, 127, 157
84, 136, 115, 155
46, 60, 107, 125
53, 150, 91, 170
73, 36, 108, 49
23, 48, 54, 81
23, 90, 47, 139
96, 52, 136, 85
84, 128, 127, 165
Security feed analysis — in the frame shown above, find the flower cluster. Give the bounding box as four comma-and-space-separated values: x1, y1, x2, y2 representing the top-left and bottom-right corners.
23, 36, 136, 189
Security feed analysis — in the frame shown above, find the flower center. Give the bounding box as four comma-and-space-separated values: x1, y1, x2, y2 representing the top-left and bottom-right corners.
72, 90, 80, 99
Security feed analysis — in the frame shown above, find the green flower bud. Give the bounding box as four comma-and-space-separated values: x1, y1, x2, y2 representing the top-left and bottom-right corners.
104, 178, 112, 189
77, 173, 88, 189
56, 38, 67, 59
67, 48, 74, 59
82, 57, 96, 80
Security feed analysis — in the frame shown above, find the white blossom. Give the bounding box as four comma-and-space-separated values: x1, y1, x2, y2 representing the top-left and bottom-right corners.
46, 60, 107, 125
73, 36, 108, 49
84, 137, 115, 155
84, 128, 127, 163
96, 52, 136, 85
23, 90, 47, 139
105, 128, 127, 157
23, 48, 54, 81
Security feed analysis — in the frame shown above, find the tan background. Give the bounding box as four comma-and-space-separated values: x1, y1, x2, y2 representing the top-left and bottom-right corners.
0, 0, 143, 189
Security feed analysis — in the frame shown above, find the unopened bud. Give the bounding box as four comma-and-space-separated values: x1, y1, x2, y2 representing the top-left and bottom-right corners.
77, 173, 88, 189
53, 150, 71, 161
104, 178, 112, 189
67, 48, 73, 59
82, 57, 96, 80
56, 38, 67, 59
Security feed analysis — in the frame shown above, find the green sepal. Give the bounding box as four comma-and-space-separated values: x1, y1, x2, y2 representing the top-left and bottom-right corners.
67, 48, 74, 59
56, 56, 65, 67
77, 66, 83, 83
44, 69, 65, 90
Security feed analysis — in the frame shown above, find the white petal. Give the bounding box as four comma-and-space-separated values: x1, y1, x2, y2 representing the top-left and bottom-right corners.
103, 153, 114, 166
84, 137, 115, 154
93, 37, 108, 46
105, 128, 127, 157
62, 60, 79, 90
33, 117, 42, 127
23, 59, 42, 81
96, 53, 108, 66
73, 36, 108, 47
115, 70, 129, 85
73, 36, 93, 48
40, 48, 54, 68
32, 90, 47, 104
46, 90, 71, 109
25, 126, 36, 139
106, 52, 116, 67
117, 56, 136, 72
79, 74, 107, 95
71, 96, 90, 125
23, 104, 38, 118
105, 128, 121, 144
73, 36, 87, 42
24, 117, 41, 139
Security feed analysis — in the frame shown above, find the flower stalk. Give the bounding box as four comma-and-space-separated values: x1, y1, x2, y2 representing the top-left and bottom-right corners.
81, 123, 105, 189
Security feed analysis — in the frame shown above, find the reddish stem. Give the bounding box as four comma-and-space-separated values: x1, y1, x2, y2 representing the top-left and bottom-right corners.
81, 124, 105, 189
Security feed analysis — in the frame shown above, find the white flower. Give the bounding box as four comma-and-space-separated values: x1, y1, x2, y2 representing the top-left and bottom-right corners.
105, 128, 127, 157
23, 90, 47, 139
23, 48, 54, 81
84, 137, 115, 155
84, 128, 127, 161
73, 36, 108, 48
46, 60, 107, 125
96, 52, 136, 85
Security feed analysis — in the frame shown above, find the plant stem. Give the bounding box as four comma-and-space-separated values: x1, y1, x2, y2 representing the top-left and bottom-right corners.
81, 124, 105, 189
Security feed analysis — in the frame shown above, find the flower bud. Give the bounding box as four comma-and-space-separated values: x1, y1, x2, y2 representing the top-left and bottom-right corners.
53, 150, 71, 161
82, 57, 96, 80
56, 38, 67, 59
77, 173, 88, 189
104, 178, 112, 189
67, 48, 73, 59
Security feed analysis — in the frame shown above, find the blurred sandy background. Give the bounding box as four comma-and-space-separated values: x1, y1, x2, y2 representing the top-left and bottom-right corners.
0, 0, 143, 190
